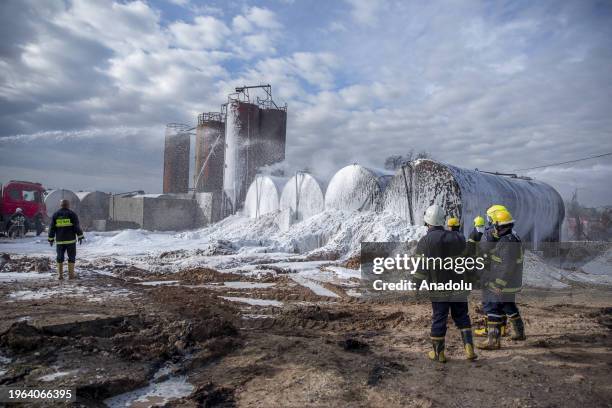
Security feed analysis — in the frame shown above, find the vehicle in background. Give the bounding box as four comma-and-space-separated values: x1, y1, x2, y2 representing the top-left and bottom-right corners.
0, 181, 48, 236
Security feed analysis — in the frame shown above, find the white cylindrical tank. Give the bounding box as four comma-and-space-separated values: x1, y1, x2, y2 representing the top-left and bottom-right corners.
382, 159, 565, 245
325, 164, 390, 211
280, 172, 325, 223
44, 189, 81, 218
244, 175, 288, 218
75, 191, 110, 228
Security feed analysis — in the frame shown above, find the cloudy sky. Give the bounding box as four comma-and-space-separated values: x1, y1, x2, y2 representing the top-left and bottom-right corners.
1, 0, 611, 206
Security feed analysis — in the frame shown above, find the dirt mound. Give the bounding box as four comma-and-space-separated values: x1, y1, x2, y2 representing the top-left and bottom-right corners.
341, 255, 361, 270
176, 267, 245, 284
258, 304, 410, 333
283, 305, 351, 322
0, 321, 47, 352
593, 307, 612, 330
338, 337, 369, 352
181, 382, 235, 407
149, 285, 239, 320
0, 255, 51, 273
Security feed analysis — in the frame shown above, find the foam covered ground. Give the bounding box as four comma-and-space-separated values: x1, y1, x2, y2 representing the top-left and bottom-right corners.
1, 210, 610, 289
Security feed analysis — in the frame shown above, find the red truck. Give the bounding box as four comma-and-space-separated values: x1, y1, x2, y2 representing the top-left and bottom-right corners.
1, 180, 47, 236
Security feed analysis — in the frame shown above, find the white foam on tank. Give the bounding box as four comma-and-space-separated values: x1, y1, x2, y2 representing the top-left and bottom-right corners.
382, 159, 564, 245
446, 162, 564, 244
243, 175, 287, 218
280, 172, 325, 223
223, 103, 239, 208
325, 164, 387, 212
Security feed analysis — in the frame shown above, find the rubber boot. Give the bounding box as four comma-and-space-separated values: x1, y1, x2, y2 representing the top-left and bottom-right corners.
68, 262, 76, 280
57, 262, 64, 280
460, 328, 478, 360
476, 323, 501, 350
476, 318, 508, 337
428, 337, 447, 363
501, 315, 509, 337
509, 316, 526, 340
474, 317, 488, 337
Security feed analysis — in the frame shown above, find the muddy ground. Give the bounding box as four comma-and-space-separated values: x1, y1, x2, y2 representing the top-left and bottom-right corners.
0, 256, 610, 407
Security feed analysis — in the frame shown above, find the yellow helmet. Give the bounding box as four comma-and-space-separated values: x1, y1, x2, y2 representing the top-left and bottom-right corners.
473, 216, 485, 227
486, 204, 507, 220
447, 217, 460, 227
491, 209, 514, 226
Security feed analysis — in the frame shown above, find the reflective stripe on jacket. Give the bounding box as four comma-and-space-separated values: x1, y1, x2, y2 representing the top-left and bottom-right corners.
48, 208, 83, 245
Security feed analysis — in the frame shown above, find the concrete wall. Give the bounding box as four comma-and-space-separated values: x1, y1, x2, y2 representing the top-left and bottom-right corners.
171, 192, 225, 226
109, 196, 145, 226
142, 197, 197, 231
108, 193, 226, 231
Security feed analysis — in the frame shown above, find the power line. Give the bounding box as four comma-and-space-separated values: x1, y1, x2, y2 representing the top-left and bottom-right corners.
512, 152, 612, 172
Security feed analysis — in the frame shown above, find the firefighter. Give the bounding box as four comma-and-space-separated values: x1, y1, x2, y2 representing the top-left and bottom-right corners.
413, 205, 476, 363
466, 216, 485, 257
48, 200, 84, 280
475, 205, 510, 337
8, 208, 27, 238
464, 215, 485, 290
447, 217, 461, 232
477, 209, 526, 350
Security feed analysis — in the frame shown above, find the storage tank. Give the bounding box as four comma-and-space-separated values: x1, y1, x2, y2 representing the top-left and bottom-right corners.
194, 113, 225, 193
75, 191, 110, 229
325, 164, 391, 211
382, 159, 565, 245
243, 175, 287, 218
223, 102, 260, 211
44, 189, 81, 218
259, 107, 287, 165
280, 172, 325, 222
163, 123, 190, 194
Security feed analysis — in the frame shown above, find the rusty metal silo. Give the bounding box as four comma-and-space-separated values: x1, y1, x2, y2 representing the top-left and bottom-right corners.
259, 107, 287, 165
223, 101, 260, 210
194, 113, 225, 193
223, 85, 288, 212
163, 123, 191, 194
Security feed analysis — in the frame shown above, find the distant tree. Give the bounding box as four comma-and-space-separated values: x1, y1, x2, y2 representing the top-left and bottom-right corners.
384, 155, 407, 170
384, 149, 432, 170
415, 150, 431, 160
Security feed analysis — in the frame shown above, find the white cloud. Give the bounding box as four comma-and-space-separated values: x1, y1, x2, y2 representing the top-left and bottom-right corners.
244, 6, 281, 30
345, 0, 386, 26
169, 16, 230, 49
1, 0, 611, 206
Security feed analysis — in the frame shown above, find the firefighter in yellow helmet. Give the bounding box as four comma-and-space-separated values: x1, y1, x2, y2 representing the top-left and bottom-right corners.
476, 209, 526, 350
466, 216, 485, 257
446, 217, 461, 232
475, 205, 511, 337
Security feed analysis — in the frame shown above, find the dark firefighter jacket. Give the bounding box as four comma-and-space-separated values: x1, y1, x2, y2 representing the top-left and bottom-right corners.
8, 213, 26, 228
481, 229, 523, 295
48, 208, 83, 245
466, 227, 483, 257
412, 226, 467, 299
